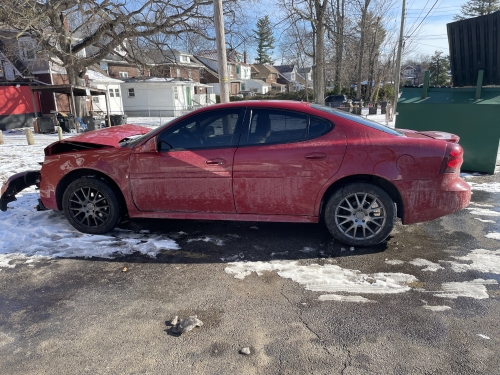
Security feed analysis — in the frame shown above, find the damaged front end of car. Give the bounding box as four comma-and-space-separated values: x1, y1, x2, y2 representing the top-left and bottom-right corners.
0, 170, 46, 212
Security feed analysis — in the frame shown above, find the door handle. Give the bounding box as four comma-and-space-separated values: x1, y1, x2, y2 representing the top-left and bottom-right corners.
305, 153, 327, 160
205, 158, 226, 165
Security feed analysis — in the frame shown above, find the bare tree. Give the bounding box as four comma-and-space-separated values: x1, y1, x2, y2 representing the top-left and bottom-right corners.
0, 0, 233, 115
279, 0, 328, 104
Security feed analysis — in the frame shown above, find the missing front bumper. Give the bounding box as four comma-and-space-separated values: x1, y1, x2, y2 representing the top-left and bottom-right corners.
0, 170, 41, 211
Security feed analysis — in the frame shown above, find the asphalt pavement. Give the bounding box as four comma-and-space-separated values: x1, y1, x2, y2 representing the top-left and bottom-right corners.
1, 172, 500, 375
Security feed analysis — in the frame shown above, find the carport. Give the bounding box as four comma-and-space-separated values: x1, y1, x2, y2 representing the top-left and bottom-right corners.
30, 84, 112, 129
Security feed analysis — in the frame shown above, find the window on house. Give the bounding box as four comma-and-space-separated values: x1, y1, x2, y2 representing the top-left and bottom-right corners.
128, 88, 135, 97
92, 97, 99, 103
180, 55, 190, 63
109, 88, 114, 97
173, 86, 179, 99
188, 70, 192, 79
241, 83, 246, 91
19, 39, 36, 60
176, 68, 181, 77
115, 88, 120, 97
119, 72, 129, 78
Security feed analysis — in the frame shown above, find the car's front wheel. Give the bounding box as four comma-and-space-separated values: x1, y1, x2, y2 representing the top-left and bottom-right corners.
62, 177, 120, 234
325, 183, 395, 247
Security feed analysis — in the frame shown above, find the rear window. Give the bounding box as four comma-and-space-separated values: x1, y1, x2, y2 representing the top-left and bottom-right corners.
312, 104, 404, 136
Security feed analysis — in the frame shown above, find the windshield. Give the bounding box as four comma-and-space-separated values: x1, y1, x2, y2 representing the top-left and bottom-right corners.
311, 104, 405, 136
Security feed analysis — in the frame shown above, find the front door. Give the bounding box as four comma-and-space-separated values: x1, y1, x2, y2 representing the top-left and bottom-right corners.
129, 108, 244, 213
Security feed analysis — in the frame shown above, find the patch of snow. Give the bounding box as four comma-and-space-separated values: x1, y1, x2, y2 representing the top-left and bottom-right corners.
465, 207, 500, 216
409, 258, 444, 272
468, 182, 500, 193
445, 249, 500, 274
477, 334, 490, 340
318, 294, 375, 303
385, 259, 405, 265
300, 247, 315, 253
460, 172, 484, 178
221, 253, 244, 262
0, 191, 179, 265
126, 116, 175, 129
187, 237, 225, 246
474, 218, 496, 223
485, 233, 500, 240
225, 260, 418, 295
422, 305, 452, 311
470, 202, 494, 207
434, 279, 497, 299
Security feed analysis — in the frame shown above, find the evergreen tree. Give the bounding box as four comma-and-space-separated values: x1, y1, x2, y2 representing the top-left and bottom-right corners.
254, 16, 275, 64
454, 0, 500, 20
428, 51, 450, 86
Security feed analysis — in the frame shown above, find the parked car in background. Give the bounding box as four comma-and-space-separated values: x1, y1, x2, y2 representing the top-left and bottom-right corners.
324, 95, 350, 109
1, 101, 471, 246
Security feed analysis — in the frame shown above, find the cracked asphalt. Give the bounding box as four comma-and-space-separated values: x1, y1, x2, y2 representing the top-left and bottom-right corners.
1, 173, 500, 374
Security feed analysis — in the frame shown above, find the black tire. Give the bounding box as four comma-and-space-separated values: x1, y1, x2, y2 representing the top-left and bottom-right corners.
62, 177, 121, 234
324, 183, 395, 247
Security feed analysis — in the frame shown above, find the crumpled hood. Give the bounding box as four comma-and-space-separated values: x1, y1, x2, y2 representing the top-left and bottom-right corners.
60, 124, 150, 147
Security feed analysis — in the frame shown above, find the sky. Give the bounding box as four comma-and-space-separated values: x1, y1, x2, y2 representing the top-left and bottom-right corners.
245, 0, 466, 61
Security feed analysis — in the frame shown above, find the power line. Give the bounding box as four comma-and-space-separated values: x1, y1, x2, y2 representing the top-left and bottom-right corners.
406, 0, 441, 39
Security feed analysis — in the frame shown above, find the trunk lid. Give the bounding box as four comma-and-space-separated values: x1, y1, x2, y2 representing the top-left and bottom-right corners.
398, 129, 460, 143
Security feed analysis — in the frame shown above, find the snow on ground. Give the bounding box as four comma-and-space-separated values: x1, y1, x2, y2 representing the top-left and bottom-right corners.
434, 279, 498, 300
445, 249, 500, 274
0, 119, 176, 267
225, 260, 418, 295
468, 182, 500, 193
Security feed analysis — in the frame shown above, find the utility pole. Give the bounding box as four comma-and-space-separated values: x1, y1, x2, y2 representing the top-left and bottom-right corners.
213, 0, 230, 103
392, 0, 406, 121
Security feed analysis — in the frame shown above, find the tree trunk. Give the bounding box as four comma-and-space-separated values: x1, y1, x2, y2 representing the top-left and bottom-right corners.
313, 0, 327, 105
333, 0, 345, 94
356, 0, 371, 100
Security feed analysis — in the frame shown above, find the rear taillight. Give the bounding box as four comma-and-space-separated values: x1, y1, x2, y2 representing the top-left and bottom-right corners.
439, 143, 463, 174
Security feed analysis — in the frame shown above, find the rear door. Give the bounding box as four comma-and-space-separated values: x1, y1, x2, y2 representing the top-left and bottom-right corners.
233, 108, 346, 216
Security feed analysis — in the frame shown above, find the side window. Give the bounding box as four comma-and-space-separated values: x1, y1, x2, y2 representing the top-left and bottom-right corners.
308, 116, 332, 139
247, 110, 307, 145
158, 110, 241, 151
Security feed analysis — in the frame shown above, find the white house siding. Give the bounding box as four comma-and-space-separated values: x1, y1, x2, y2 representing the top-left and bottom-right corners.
87, 70, 125, 115
91, 83, 124, 114
120, 81, 196, 117
242, 79, 270, 94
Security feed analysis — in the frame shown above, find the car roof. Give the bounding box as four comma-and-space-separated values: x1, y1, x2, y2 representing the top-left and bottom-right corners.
196, 100, 314, 112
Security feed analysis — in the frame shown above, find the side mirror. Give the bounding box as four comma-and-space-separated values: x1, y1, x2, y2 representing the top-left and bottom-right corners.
134, 137, 157, 153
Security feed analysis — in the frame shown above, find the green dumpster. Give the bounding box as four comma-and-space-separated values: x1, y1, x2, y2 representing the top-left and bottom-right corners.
396, 86, 500, 174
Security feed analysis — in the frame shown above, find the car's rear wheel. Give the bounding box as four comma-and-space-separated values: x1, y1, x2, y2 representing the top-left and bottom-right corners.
325, 183, 394, 247
62, 177, 120, 234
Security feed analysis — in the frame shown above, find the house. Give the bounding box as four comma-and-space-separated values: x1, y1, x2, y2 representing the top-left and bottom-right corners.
99, 55, 150, 80
241, 79, 271, 94
195, 50, 252, 95
120, 77, 215, 118
87, 70, 124, 115
149, 49, 206, 93
297, 67, 313, 87
251, 64, 286, 93
402, 65, 422, 86
274, 65, 308, 92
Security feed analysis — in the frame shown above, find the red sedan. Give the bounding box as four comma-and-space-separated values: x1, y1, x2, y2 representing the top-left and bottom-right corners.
0, 101, 470, 246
